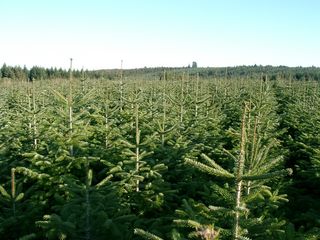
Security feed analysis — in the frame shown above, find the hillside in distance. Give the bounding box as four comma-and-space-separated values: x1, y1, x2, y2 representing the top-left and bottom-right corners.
95, 65, 320, 81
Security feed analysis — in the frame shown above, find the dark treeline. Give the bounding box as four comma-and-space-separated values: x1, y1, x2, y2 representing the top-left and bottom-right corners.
2, 63, 320, 81
0, 64, 88, 81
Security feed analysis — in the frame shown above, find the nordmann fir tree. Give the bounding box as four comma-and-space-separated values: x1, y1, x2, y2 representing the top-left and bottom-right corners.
166, 73, 190, 127
155, 77, 177, 147
133, 77, 225, 240
0, 80, 52, 239
113, 86, 168, 211
21, 79, 134, 239
278, 81, 320, 238
180, 83, 292, 239
0, 168, 29, 239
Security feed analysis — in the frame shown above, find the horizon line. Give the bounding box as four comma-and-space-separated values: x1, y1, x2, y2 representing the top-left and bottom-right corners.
1, 62, 320, 71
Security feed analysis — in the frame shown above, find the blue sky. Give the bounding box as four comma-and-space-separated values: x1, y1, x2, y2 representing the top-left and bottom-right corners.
0, 0, 319, 69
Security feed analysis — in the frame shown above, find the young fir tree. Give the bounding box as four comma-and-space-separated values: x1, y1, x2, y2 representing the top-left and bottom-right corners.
19, 80, 136, 239
112, 87, 168, 214
176, 84, 292, 240
278, 82, 320, 238
0, 168, 38, 239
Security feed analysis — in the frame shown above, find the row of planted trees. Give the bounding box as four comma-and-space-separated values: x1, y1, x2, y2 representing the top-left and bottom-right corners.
0, 75, 319, 239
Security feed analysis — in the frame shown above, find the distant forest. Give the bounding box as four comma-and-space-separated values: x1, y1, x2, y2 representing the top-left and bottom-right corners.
1, 63, 320, 81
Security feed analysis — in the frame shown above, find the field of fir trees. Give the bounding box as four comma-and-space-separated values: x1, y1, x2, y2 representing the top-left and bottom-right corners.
0, 74, 319, 240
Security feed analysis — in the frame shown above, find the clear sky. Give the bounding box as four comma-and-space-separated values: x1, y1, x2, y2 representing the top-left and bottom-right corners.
0, 0, 320, 70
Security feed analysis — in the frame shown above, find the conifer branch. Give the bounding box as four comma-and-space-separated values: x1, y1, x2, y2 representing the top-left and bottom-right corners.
174, 219, 202, 229
201, 153, 233, 176
15, 167, 49, 179
134, 228, 163, 240
185, 158, 234, 178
